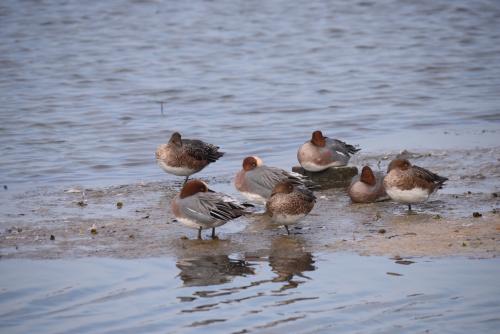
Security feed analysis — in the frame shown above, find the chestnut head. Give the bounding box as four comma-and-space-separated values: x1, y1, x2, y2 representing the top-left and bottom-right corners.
242, 156, 263, 171
180, 179, 209, 199
360, 166, 376, 186
311, 130, 326, 147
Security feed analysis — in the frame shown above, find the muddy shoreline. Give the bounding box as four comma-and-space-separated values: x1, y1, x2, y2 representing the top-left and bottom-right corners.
1, 148, 499, 260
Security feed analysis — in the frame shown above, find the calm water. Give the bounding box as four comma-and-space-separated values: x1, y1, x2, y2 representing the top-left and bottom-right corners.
1, 253, 499, 333
1, 0, 500, 189
1, 2, 500, 333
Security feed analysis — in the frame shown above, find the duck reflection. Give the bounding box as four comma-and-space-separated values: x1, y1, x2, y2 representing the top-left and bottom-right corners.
177, 254, 255, 287
268, 236, 315, 288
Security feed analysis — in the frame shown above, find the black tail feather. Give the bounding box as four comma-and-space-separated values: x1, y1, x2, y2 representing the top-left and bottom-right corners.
207, 150, 225, 163
346, 144, 361, 154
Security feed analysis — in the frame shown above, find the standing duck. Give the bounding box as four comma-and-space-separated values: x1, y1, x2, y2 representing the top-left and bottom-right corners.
156, 132, 224, 184
266, 181, 316, 234
297, 130, 360, 172
234, 156, 317, 204
383, 159, 448, 211
171, 180, 251, 239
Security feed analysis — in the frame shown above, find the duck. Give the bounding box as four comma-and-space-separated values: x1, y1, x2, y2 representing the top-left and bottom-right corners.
156, 132, 224, 184
297, 130, 360, 172
171, 180, 252, 239
266, 181, 316, 234
383, 159, 448, 211
348, 166, 387, 203
234, 156, 317, 204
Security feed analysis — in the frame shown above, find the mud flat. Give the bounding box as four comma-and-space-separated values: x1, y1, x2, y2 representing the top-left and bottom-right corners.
1, 148, 499, 260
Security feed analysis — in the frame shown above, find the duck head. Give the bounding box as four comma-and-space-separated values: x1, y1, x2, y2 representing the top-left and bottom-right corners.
310, 130, 326, 147
242, 156, 263, 171
180, 179, 209, 199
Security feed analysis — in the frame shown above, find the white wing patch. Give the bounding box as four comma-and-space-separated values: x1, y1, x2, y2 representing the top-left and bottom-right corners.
221, 195, 237, 203
288, 171, 306, 178
186, 207, 203, 216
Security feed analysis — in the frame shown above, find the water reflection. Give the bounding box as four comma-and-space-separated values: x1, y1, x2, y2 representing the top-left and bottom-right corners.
175, 236, 315, 290
269, 236, 315, 289
176, 255, 255, 287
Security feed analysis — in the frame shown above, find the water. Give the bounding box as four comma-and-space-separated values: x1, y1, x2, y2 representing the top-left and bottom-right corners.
1, 1, 500, 333
0, 252, 499, 334
1, 0, 500, 190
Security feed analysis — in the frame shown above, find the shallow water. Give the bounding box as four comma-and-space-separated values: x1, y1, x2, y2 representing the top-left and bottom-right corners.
1, 1, 500, 333
1, 252, 499, 334
1, 0, 500, 190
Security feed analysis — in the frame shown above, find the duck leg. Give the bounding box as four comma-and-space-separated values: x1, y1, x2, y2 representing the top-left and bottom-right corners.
197, 226, 202, 240
211, 227, 216, 239
408, 204, 412, 211
183, 176, 189, 185
284, 225, 290, 235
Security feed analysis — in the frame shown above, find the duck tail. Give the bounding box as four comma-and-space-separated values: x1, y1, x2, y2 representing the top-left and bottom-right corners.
346, 144, 361, 154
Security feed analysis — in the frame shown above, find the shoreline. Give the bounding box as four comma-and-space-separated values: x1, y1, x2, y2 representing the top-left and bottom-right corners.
1, 146, 499, 260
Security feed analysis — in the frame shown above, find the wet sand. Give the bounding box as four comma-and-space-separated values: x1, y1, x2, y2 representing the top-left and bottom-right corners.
1, 148, 499, 260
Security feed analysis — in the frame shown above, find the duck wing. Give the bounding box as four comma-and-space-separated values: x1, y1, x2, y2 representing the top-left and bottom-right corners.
248, 166, 316, 194
295, 186, 317, 202
412, 165, 448, 187
183, 139, 225, 162
326, 138, 360, 156
202, 192, 248, 221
